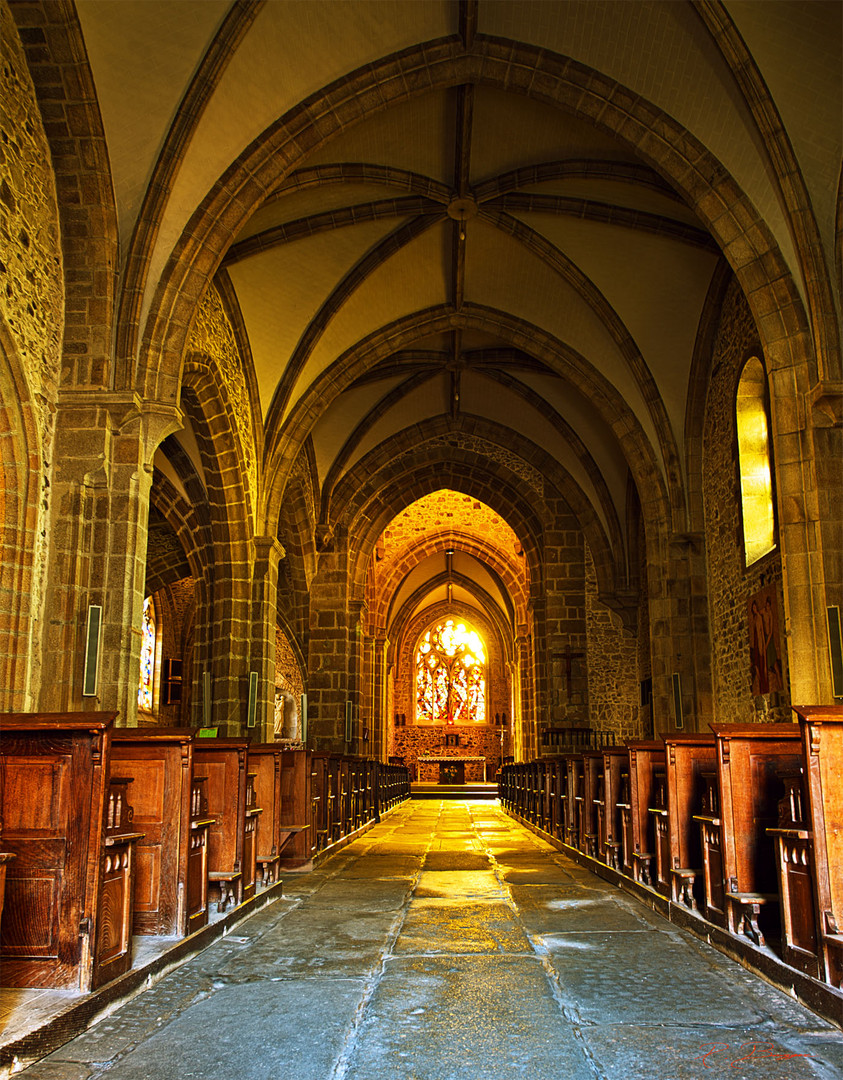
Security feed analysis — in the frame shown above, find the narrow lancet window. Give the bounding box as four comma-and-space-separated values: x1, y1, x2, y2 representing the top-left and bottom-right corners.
138, 596, 156, 712
736, 357, 776, 566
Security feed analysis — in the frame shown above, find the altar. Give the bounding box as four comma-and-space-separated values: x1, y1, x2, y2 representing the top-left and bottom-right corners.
416, 756, 486, 784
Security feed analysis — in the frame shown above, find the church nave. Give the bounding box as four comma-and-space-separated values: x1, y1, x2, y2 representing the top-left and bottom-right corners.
16, 800, 841, 1080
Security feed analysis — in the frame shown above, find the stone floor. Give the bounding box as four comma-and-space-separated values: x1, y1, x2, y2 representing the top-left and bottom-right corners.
19, 800, 842, 1080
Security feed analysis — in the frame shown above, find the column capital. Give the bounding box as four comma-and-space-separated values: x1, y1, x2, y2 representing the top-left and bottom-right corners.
809, 379, 843, 427
57, 390, 184, 460
252, 535, 286, 571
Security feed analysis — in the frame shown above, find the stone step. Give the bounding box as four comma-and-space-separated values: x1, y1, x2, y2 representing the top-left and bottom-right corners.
410, 783, 499, 800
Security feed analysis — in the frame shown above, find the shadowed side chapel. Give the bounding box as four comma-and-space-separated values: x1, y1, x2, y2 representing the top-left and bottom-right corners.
0, 0, 842, 1076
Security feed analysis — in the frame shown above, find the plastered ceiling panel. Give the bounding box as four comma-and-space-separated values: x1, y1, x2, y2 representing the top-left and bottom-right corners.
287, 223, 451, 418
391, 558, 446, 618
470, 86, 635, 183
463, 219, 648, 415
301, 90, 456, 188
460, 372, 608, 529
76, 0, 228, 249
310, 377, 404, 486
481, 0, 800, 297
152, 447, 189, 506
517, 213, 721, 445
234, 183, 423, 244
728, 0, 843, 254
519, 178, 703, 229
143, 0, 452, 327
344, 376, 450, 477
518, 371, 631, 511
227, 218, 400, 415
399, 579, 504, 631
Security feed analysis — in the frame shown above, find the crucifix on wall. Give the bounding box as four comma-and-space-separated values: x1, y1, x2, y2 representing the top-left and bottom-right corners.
551, 644, 585, 702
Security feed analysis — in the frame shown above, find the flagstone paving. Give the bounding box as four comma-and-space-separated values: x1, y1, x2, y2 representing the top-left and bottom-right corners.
19, 801, 842, 1080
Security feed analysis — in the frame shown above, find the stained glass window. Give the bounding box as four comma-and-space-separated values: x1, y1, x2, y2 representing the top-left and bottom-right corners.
415, 618, 486, 724
736, 357, 776, 566
138, 596, 156, 712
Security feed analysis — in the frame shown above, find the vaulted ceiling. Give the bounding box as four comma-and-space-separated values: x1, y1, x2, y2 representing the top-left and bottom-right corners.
69, 0, 841, 616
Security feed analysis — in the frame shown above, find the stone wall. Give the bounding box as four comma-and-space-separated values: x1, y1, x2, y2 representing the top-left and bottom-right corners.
187, 284, 258, 527
584, 545, 641, 740
0, 5, 62, 707
702, 280, 790, 723
0, 2, 62, 426
375, 490, 523, 587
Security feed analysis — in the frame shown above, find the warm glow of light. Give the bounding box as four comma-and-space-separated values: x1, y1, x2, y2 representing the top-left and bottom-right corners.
415, 618, 487, 724
737, 358, 776, 565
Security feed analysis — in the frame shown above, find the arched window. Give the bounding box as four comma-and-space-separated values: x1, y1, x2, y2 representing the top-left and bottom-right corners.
415, 618, 486, 724
736, 357, 776, 566
138, 596, 156, 712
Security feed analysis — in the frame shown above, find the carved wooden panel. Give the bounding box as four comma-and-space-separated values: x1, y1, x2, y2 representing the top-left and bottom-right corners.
193, 740, 248, 905
0, 716, 115, 989
92, 840, 135, 988
627, 741, 665, 885
111, 730, 198, 938
185, 820, 210, 933
248, 746, 282, 866
792, 705, 843, 987
278, 748, 311, 868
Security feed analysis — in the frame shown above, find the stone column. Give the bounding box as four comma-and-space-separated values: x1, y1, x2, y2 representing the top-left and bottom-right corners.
515, 631, 533, 761
39, 392, 182, 722
372, 634, 389, 762
781, 382, 843, 704
645, 530, 713, 734
543, 508, 589, 735
250, 536, 286, 741
307, 528, 352, 751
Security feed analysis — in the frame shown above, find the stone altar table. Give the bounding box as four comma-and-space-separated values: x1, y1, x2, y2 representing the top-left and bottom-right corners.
417, 756, 486, 783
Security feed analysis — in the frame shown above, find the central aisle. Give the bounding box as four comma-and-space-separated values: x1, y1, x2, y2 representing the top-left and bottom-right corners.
23, 801, 840, 1080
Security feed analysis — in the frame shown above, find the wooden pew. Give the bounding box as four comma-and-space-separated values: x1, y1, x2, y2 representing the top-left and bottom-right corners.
361, 759, 376, 827
565, 755, 583, 848
311, 752, 331, 853
338, 756, 353, 838
0, 853, 13, 941
766, 765, 820, 977
580, 750, 603, 857
193, 738, 252, 911
0, 713, 142, 990
243, 770, 262, 903
647, 759, 672, 897
547, 759, 566, 841
509, 762, 523, 817
792, 706, 843, 987
248, 743, 297, 887
623, 740, 665, 885
662, 731, 716, 911
111, 728, 213, 937
692, 768, 726, 927
94, 775, 144, 988
323, 755, 338, 842
710, 722, 802, 948
277, 747, 311, 869
350, 757, 366, 831
599, 746, 629, 869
